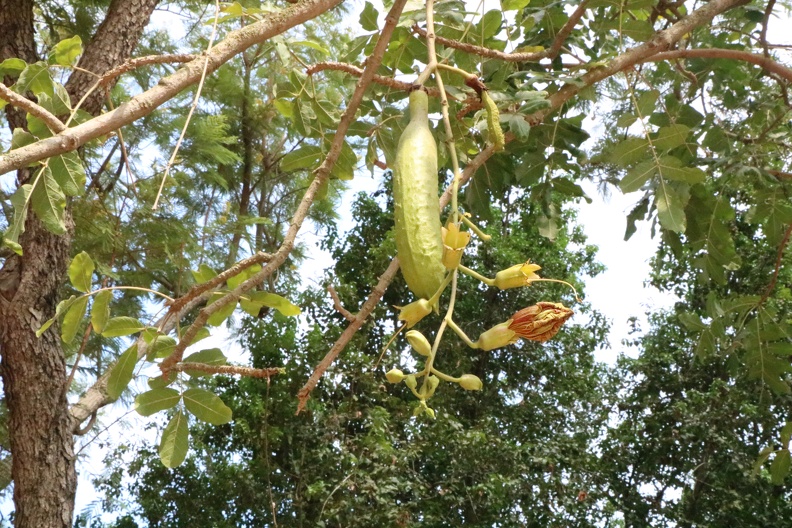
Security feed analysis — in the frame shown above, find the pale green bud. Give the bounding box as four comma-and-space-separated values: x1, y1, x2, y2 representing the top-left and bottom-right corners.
404, 374, 417, 390
397, 299, 432, 328
424, 375, 440, 398
385, 368, 405, 384
406, 330, 432, 357
458, 373, 483, 391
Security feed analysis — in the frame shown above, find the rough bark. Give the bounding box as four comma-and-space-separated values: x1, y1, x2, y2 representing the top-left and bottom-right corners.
0, 0, 37, 130
0, 216, 76, 528
0, 1, 159, 526
65, 0, 161, 114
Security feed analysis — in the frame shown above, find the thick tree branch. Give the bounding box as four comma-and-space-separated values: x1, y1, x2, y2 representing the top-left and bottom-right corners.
0, 83, 66, 133
157, 0, 410, 376
0, 0, 345, 176
639, 48, 792, 83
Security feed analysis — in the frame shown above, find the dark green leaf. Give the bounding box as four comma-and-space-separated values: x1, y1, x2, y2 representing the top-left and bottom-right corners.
655, 182, 686, 233
281, 145, 322, 172
359, 1, 379, 31
770, 450, 790, 485
182, 348, 227, 377
30, 167, 67, 235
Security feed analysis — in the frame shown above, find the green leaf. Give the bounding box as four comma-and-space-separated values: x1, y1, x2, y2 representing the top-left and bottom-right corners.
479, 10, 502, 39
678, 312, 707, 331
240, 291, 301, 317
37, 295, 77, 337
0, 58, 26, 79
4, 184, 33, 249
655, 182, 686, 233
146, 334, 177, 361
91, 290, 112, 334
770, 450, 790, 485
359, 1, 379, 31
148, 372, 177, 390
658, 157, 706, 184
182, 348, 227, 377
622, 20, 654, 42
30, 167, 67, 235
781, 422, 792, 447
273, 98, 293, 118
610, 137, 649, 167
49, 152, 85, 196
159, 411, 189, 468
107, 345, 139, 400
291, 40, 330, 55
206, 292, 238, 326
620, 160, 655, 193
280, 145, 322, 172
101, 316, 145, 337
654, 124, 690, 151
183, 388, 233, 425
634, 90, 659, 118
191, 264, 217, 285
11, 128, 36, 150
331, 141, 357, 181
502, 0, 530, 10
13, 61, 54, 97
227, 264, 261, 290
135, 388, 181, 417
61, 295, 88, 344
616, 113, 637, 128
49, 35, 82, 66
68, 251, 94, 293
506, 114, 531, 141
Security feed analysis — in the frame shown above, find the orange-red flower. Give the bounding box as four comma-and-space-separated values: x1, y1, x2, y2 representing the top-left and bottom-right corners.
509, 302, 573, 342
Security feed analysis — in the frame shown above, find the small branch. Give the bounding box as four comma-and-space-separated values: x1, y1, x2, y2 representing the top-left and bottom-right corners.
639, 48, 792, 83
412, 0, 590, 65
99, 54, 198, 86
327, 285, 356, 322
169, 362, 283, 378
759, 0, 777, 58
0, 83, 66, 133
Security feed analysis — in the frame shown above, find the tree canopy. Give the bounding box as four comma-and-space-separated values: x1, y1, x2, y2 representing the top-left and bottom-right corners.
0, 0, 791, 526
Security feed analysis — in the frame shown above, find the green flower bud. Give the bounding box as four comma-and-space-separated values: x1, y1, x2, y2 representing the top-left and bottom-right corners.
493, 261, 541, 290
385, 368, 405, 384
406, 329, 432, 357
404, 374, 417, 390
458, 373, 483, 391
424, 375, 440, 398
397, 299, 432, 328
425, 406, 436, 419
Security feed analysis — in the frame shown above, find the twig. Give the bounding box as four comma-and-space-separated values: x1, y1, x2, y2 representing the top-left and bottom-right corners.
153, 2, 221, 209
0, 83, 66, 133
169, 362, 283, 378
99, 54, 198, 86
759, 0, 777, 58
411, 1, 589, 64
327, 285, 356, 322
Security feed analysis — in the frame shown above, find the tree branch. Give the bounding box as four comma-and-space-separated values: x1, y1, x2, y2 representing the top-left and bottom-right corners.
169, 362, 283, 378
639, 47, 792, 83
99, 53, 198, 87
307, 61, 443, 98
0, 0, 344, 175
0, 83, 66, 133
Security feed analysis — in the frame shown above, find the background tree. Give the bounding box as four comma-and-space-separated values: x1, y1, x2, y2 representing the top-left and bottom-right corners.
0, 0, 790, 526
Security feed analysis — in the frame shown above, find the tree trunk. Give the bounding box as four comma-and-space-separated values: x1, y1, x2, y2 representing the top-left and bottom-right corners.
0, 0, 159, 525
0, 216, 76, 527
